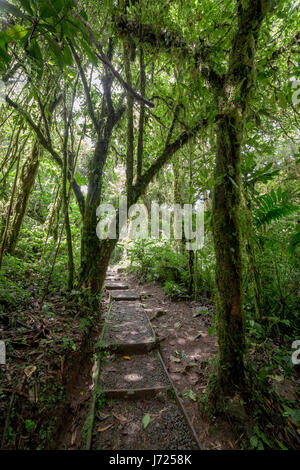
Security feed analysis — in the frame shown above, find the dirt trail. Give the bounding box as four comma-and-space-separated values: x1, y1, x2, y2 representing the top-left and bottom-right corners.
54, 267, 238, 450
88, 268, 201, 450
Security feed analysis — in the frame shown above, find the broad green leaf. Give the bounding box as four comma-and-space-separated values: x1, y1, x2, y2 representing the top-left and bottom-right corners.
208, 325, 215, 336
81, 39, 98, 66
142, 413, 150, 429
182, 389, 196, 401
0, 25, 29, 42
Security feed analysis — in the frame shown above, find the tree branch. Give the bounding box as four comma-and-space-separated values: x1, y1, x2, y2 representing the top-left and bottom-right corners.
114, 14, 222, 89
69, 40, 100, 133
267, 31, 300, 63
71, 10, 155, 108
133, 117, 210, 201
137, 46, 145, 180
5, 95, 85, 215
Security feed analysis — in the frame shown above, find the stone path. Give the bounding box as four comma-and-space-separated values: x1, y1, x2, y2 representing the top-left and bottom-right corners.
88, 268, 202, 450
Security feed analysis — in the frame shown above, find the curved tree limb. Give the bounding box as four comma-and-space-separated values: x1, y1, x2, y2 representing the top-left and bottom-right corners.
5, 95, 85, 215
71, 10, 155, 108
133, 116, 210, 202
113, 13, 223, 89
68, 40, 100, 134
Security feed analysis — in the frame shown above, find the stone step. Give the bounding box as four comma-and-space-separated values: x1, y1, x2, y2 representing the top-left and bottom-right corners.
102, 319, 155, 350
102, 385, 170, 399
109, 290, 141, 301
91, 390, 198, 450
101, 301, 157, 353
100, 341, 157, 354
100, 353, 170, 397
105, 282, 129, 290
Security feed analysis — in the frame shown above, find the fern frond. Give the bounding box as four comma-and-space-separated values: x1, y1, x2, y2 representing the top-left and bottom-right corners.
254, 188, 299, 228
288, 225, 300, 254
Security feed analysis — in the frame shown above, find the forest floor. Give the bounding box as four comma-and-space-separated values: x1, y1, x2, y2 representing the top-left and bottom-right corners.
123, 271, 240, 450
1, 266, 298, 450
0, 269, 100, 450
0, 266, 239, 450
53, 268, 240, 450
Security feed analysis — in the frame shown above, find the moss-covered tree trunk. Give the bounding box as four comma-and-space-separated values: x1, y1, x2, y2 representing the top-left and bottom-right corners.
212, 112, 245, 392
62, 117, 74, 291
80, 137, 109, 294
43, 187, 62, 243
7, 141, 40, 254
212, 0, 271, 394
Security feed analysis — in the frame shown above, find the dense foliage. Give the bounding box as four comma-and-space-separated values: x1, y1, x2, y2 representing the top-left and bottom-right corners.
0, 0, 299, 450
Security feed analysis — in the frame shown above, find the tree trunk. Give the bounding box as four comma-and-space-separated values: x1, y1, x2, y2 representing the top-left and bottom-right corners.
43, 187, 62, 243
212, 113, 245, 393
80, 136, 112, 294
137, 46, 145, 180
212, 0, 271, 394
62, 152, 74, 291
7, 141, 40, 254
124, 41, 134, 196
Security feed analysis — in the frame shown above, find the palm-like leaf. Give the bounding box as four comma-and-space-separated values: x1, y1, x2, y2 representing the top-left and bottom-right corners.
289, 225, 300, 254
254, 188, 299, 228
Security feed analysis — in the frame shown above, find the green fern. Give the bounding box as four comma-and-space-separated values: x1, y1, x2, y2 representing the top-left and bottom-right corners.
254, 188, 299, 228
289, 225, 300, 254
244, 162, 280, 188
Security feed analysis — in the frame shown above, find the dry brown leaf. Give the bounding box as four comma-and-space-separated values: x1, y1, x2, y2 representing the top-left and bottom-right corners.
97, 423, 114, 432
71, 429, 77, 445
151, 407, 168, 418
24, 365, 37, 378
112, 413, 129, 423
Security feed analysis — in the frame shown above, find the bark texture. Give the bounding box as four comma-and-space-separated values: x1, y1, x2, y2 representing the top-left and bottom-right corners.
212, 0, 271, 393
7, 141, 40, 254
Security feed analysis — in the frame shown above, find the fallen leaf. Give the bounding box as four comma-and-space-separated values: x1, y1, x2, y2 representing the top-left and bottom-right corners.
113, 413, 129, 424
142, 413, 151, 429
24, 366, 37, 378
97, 423, 114, 432
123, 356, 131, 360
170, 356, 181, 363
71, 429, 77, 445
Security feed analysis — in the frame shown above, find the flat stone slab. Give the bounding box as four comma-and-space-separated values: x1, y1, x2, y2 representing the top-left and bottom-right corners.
103, 319, 154, 347
101, 301, 156, 352
101, 386, 170, 399
101, 341, 157, 354
100, 353, 170, 392
105, 282, 129, 290
109, 290, 141, 301
103, 301, 144, 320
